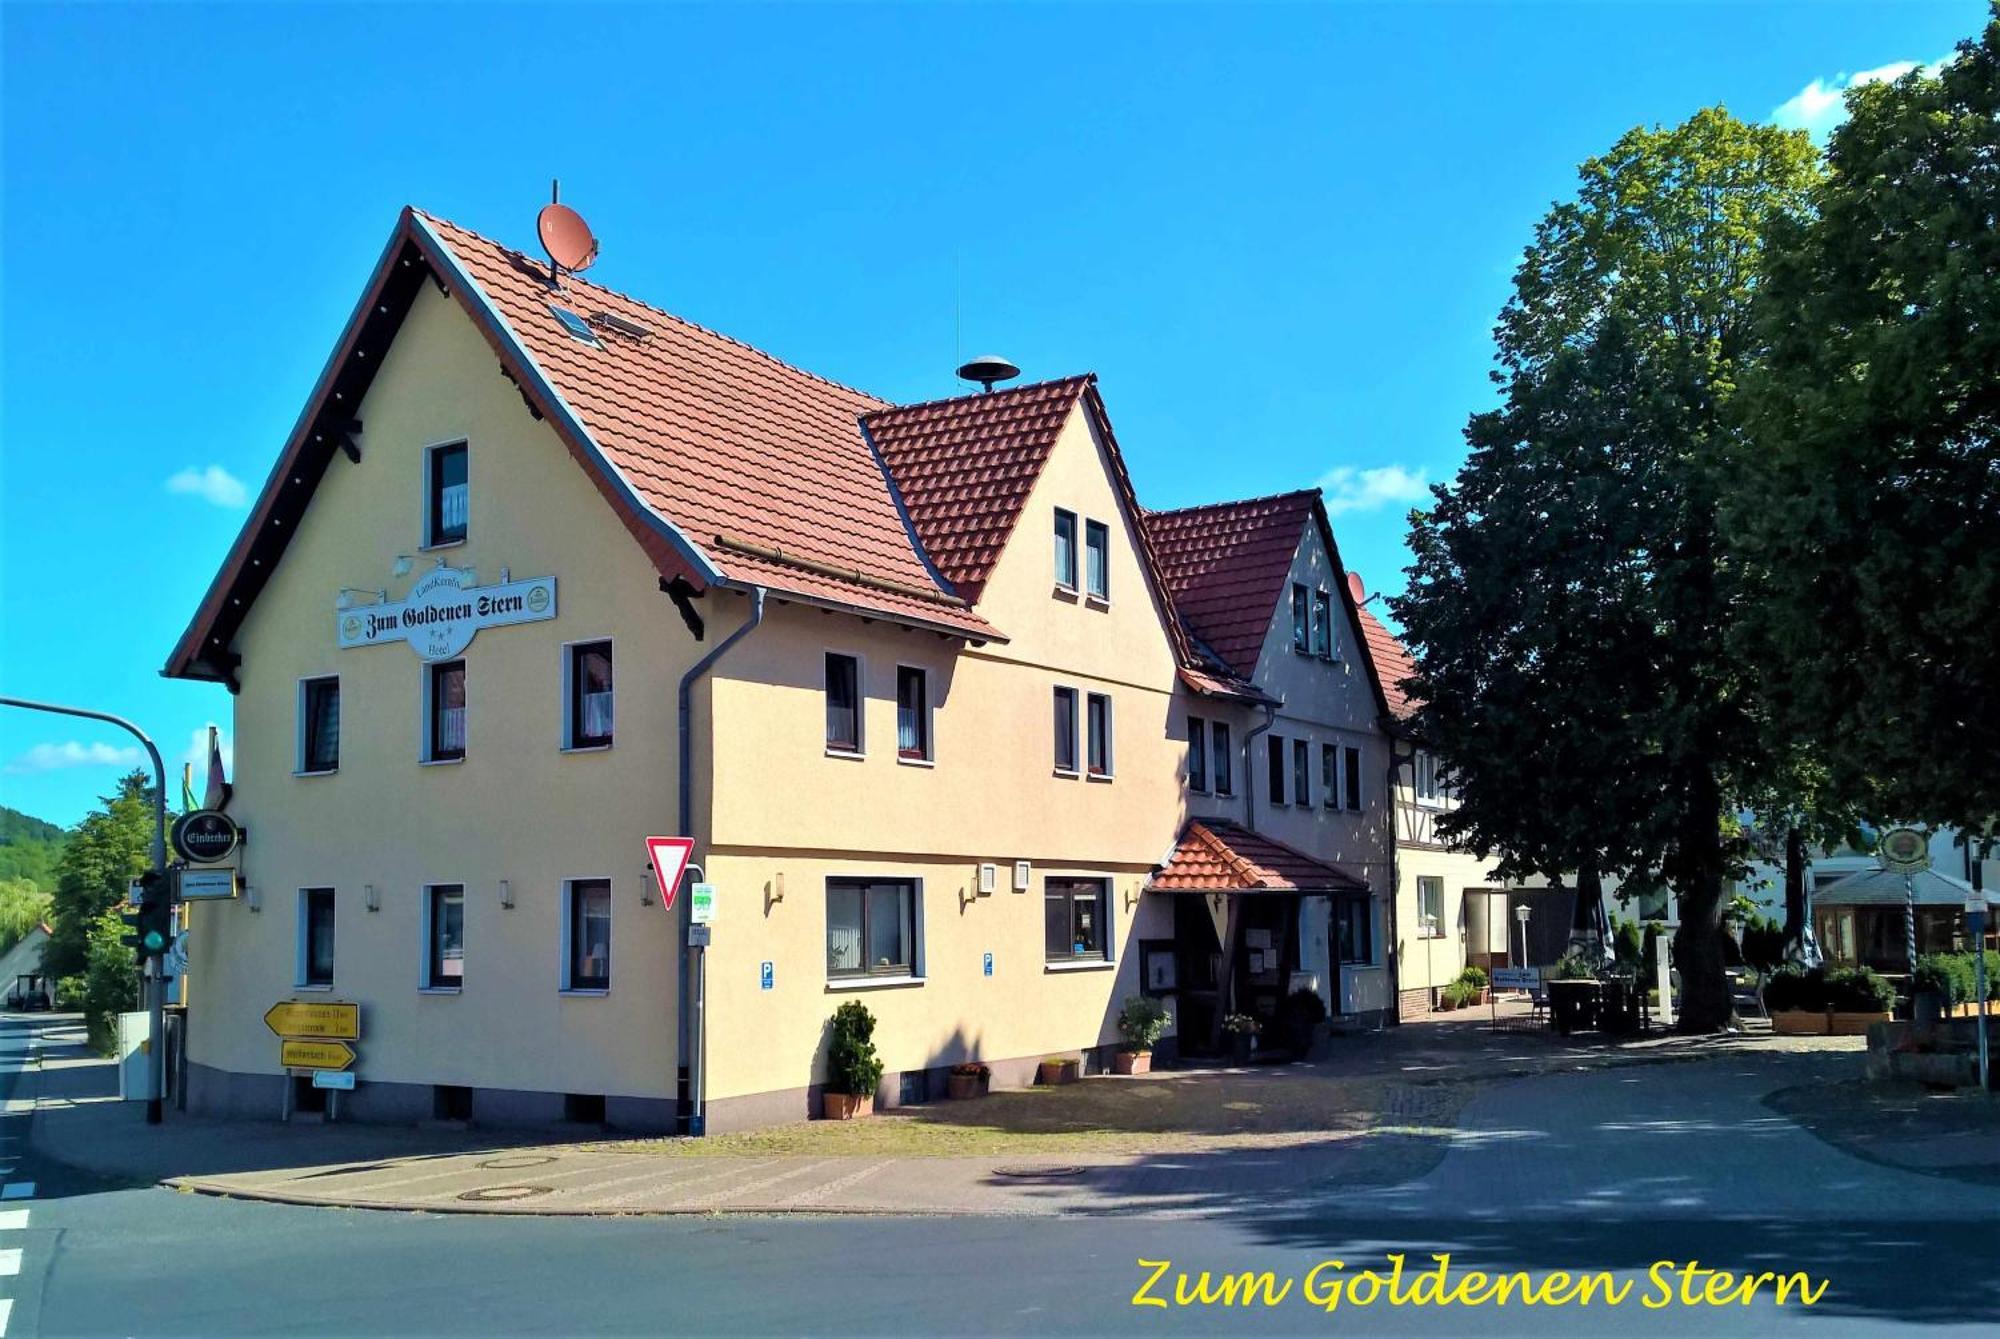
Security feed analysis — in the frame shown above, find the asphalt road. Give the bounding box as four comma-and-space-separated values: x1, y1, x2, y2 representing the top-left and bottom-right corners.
4, 1031, 1996, 1336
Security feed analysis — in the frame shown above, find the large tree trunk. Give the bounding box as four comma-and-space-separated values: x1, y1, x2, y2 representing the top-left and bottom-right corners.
1781, 826, 1807, 950
1672, 764, 1735, 1033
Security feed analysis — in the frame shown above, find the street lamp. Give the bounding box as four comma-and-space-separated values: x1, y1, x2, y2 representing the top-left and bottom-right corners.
1515, 903, 1532, 970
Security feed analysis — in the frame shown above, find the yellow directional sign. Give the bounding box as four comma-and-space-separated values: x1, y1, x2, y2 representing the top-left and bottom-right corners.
280, 1039, 356, 1071
263, 1000, 360, 1041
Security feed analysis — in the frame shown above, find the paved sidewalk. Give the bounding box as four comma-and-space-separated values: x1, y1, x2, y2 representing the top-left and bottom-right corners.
17, 1010, 1871, 1218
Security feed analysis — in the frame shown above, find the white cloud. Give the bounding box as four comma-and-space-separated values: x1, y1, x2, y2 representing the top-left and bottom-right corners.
1321, 464, 1430, 516
1772, 57, 1947, 139
4, 741, 147, 775
166, 464, 249, 509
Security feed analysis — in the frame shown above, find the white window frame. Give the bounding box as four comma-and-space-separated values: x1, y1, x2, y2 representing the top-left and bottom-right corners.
1053, 508, 1080, 593
1313, 588, 1335, 660
823, 649, 866, 758
420, 882, 466, 993
295, 674, 340, 777
1053, 685, 1081, 777
1414, 749, 1444, 807
1085, 691, 1115, 781
561, 637, 615, 752
295, 887, 335, 990
1043, 871, 1119, 972
421, 438, 470, 551
1417, 877, 1445, 938
421, 659, 467, 765
1083, 518, 1111, 603
824, 875, 928, 990
894, 663, 934, 766
559, 877, 614, 995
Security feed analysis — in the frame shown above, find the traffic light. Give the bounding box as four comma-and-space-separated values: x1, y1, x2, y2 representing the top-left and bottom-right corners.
121, 869, 173, 963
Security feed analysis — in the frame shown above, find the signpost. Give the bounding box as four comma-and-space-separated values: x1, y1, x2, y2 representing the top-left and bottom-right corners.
313, 1070, 357, 1091
174, 867, 238, 901
690, 882, 716, 926
1878, 826, 1931, 975
1969, 892, 1990, 1091
170, 809, 242, 864
264, 1000, 360, 1041
646, 837, 695, 911
280, 1039, 356, 1071
1492, 967, 1542, 994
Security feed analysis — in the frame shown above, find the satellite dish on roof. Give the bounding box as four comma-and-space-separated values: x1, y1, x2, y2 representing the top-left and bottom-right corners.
1346, 571, 1368, 604
956, 354, 1020, 393
537, 183, 598, 285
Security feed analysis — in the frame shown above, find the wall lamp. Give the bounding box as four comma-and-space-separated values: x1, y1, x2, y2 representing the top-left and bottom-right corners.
499, 880, 514, 910
364, 884, 380, 913
336, 587, 387, 609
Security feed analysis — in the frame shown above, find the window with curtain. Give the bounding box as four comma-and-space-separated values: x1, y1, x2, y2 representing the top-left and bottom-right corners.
1045, 877, 1109, 962
1053, 509, 1078, 590
427, 884, 465, 987
301, 888, 335, 986
1291, 583, 1310, 652
896, 666, 929, 760
568, 641, 613, 748
1187, 715, 1208, 791
429, 660, 466, 761
1417, 878, 1444, 937
1312, 589, 1334, 658
428, 442, 468, 546
825, 653, 860, 752
1053, 686, 1079, 772
567, 879, 611, 990
1086, 693, 1112, 776
1084, 519, 1110, 599
1212, 721, 1233, 796
301, 677, 340, 773
826, 879, 916, 977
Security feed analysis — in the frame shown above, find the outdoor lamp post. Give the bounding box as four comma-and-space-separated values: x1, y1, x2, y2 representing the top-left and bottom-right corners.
1515, 903, 1532, 970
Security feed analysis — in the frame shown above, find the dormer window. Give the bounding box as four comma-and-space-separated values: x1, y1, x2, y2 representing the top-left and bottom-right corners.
1084, 520, 1110, 601
426, 442, 468, 547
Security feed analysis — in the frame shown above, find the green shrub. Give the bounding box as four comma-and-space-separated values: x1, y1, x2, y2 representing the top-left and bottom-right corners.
825, 1000, 884, 1097
79, 909, 139, 1054
1825, 965, 1896, 1013
1763, 965, 1827, 1013
1455, 964, 1488, 990
1612, 919, 1644, 968
1116, 995, 1171, 1051
1442, 979, 1482, 1009
1914, 953, 1974, 1006
1553, 951, 1607, 981
1739, 916, 1787, 974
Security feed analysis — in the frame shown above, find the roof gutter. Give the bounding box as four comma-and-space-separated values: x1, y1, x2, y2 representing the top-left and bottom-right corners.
675, 585, 766, 1136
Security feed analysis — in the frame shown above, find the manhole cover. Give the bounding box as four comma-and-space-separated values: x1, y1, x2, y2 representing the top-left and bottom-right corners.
478, 1155, 557, 1170
993, 1165, 1086, 1180
456, 1185, 553, 1202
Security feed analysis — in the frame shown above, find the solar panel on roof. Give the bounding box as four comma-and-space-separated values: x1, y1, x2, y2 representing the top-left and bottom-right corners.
548, 304, 601, 348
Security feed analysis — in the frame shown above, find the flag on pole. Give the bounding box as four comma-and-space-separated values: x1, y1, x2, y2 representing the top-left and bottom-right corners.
181, 762, 198, 813
202, 725, 231, 810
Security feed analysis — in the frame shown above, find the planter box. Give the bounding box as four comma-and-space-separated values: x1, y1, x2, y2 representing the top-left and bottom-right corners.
1771, 1010, 1830, 1035
1037, 1058, 1080, 1086
1952, 1002, 1999, 1019
946, 1072, 988, 1100
822, 1091, 873, 1120
1829, 1010, 1895, 1036
1111, 1050, 1152, 1076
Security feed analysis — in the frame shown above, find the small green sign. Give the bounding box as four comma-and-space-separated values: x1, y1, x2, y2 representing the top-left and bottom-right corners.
690, 881, 716, 925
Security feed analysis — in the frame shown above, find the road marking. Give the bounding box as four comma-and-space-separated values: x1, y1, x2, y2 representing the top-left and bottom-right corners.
0, 1184, 33, 1201
0, 1295, 13, 1335
0, 1247, 20, 1276
0, 1211, 27, 1231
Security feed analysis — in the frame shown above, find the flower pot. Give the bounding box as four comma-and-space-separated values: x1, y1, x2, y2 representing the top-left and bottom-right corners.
1829, 1010, 1894, 1036
1227, 1034, 1254, 1065
1770, 1010, 1830, 1036
822, 1090, 873, 1120
1112, 1049, 1151, 1076
1434, 995, 1456, 1012
947, 1072, 987, 1100
1038, 1058, 1079, 1086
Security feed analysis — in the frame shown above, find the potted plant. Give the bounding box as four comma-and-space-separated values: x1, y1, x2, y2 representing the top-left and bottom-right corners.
1279, 987, 1328, 1054
947, 1061, 990, 1100
1221, 1013, 1260, 1064
1913, 954, 1967, 1025
1441, 978, 1481, 1011
822, 1000, 884, 1119
1764, 965, 1829, 1034
1826, 965, 1897, 1034
1455, 965, 1489, 1006
1037, 1055, 1081, 1085
1114, 995, 1170, 1074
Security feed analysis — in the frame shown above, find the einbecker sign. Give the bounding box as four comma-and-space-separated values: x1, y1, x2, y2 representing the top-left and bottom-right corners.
336, 567, 556, 661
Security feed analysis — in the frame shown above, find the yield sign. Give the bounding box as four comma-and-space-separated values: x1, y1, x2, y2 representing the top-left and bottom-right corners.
646, 836, 696, 911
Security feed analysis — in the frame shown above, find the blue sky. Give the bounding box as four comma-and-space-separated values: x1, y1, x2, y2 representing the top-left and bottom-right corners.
0, 1, 1984, 827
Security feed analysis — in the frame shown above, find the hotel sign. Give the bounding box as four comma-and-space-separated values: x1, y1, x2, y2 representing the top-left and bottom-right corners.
337, 567, 556, 661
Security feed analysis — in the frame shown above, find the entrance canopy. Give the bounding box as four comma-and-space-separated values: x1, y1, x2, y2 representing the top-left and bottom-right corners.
1146, 819, 1367, 895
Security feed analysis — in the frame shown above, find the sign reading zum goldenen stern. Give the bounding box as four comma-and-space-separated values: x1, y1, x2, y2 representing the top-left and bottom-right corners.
337, 567, 556, 661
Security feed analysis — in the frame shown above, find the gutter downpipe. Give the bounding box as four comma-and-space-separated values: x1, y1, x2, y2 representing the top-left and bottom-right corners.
676, 586, 766, 1136
1210, 702, 1279, 1050
1242, 704, 1278, 834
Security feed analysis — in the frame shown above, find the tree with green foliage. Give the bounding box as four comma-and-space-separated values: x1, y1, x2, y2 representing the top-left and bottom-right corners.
46, 771, 155, 984
1396, 107, 1820, 1032
0, 805, 66, 891
78, 909, 139, 1052
1730, 10, 2000, 840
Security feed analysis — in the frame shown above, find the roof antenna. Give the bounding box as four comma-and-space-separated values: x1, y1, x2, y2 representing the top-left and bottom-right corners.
537, 179, 599, 290
956, 354, 1020, 394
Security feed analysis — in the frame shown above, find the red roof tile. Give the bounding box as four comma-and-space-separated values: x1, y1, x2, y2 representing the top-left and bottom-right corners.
1147, 819, 1367, 893
863, 377, 1092, 603
1354, 595, 1418, 719
1144, 491, 1317, 679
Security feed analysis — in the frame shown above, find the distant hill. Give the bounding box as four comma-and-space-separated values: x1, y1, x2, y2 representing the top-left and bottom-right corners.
0, 804, 66, 890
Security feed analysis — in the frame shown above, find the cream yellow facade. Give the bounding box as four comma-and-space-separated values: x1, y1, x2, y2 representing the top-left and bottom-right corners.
1388, 746, 1512, 1015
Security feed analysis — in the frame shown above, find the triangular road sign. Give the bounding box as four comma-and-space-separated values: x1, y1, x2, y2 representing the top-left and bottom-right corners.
646, 836, 696, 910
